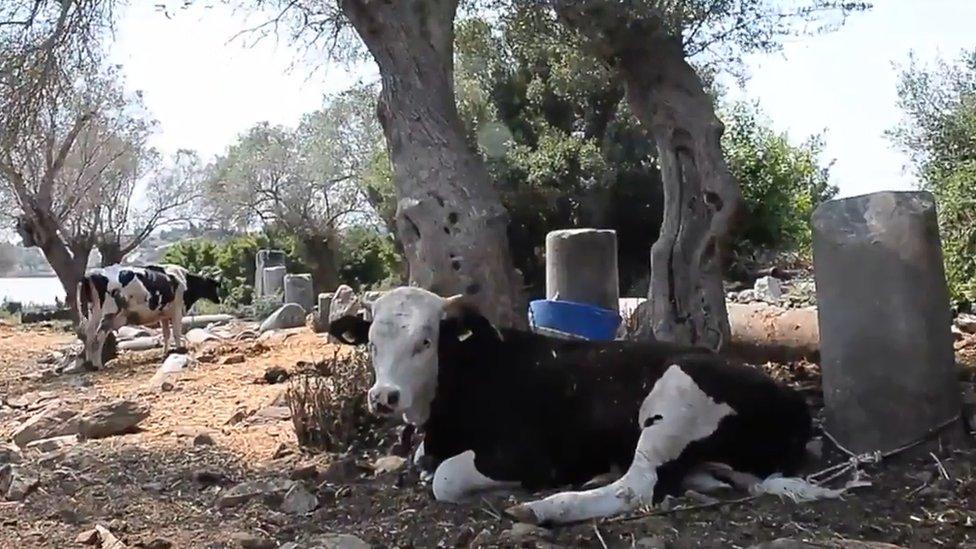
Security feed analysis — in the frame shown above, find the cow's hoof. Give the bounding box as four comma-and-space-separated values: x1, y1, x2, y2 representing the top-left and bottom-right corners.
505, 503, 540, 525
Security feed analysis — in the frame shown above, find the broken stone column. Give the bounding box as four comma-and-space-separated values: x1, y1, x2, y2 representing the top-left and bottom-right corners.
812, 191, 961, 454
284, 273, 314, 311
312, 293, 333, 333
255, 249, 287, 298
545, 229, 619, 311
261, 266, 287, 302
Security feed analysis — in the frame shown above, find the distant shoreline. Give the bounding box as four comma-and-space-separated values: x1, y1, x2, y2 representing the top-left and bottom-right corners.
1, 273, 57, 279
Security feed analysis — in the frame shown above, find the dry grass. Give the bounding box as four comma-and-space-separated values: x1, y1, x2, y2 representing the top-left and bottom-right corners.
288, 347, 374, 452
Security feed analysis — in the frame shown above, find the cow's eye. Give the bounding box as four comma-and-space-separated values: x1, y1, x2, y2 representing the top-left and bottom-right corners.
422, 339, 431, 348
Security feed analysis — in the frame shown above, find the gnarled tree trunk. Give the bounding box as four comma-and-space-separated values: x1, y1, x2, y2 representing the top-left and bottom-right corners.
17, 211, 91, 322
341, 0, 526, 328
553, 8, 742, 350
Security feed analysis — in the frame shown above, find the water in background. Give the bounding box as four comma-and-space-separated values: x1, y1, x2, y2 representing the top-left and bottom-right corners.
0, 277, 65, 307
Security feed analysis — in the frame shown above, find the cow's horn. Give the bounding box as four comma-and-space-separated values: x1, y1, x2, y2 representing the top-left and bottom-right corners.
442, 293, 471, 319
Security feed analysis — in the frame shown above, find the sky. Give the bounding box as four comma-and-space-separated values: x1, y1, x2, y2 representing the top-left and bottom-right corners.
109, 0, 976, 199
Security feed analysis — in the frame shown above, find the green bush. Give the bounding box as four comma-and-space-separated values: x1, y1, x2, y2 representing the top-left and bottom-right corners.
932, 161, 976, 306
163, 233, 309, 308
337, 226, 402, 292
722, 101, 837, 259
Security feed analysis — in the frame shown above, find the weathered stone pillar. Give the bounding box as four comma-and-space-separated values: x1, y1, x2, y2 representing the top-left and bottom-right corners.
312, 292, 334, 333
261, 266, 287, 302
545, 229, 619, 311
284, 273, 315, 311
812, 191, 961, 454
255, 250, 287, 298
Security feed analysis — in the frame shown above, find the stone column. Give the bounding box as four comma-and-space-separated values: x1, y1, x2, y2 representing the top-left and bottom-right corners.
255, 249, 287, 298
284, 273, 315, 311
545, 229, 620, 311
261, 266, 287, 302
313, 292, 334, 333
812, 191, 961, 454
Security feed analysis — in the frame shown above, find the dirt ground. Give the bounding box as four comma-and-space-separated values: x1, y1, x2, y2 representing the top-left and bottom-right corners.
2, 321, 976, 548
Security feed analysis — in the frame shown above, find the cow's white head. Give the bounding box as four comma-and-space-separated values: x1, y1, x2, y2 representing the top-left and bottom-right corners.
328, 287, 493, 426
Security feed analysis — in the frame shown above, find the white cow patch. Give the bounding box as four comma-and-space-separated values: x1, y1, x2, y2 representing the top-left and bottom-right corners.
432, 450, 518, 503
506, 364, 735, 525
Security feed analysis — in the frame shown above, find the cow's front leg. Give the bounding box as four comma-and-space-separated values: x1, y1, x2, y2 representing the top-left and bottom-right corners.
506, 364, 735, 525
431, 450, 518, 503
160, 319, 172, 355
171, 296, 186, 353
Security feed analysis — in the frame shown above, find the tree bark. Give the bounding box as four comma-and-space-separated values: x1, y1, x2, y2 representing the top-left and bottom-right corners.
553, 8, 742, 350
341, 0, 526, 328
300, 234, 340, 295
17, 211, 90, 322
97, 242, 124, 267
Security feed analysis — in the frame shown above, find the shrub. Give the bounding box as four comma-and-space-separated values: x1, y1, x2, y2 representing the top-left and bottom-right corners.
287, 347, 375, 452
337, 226, 402, 292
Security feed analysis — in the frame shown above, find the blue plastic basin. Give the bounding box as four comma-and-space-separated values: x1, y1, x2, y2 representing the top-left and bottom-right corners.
528, 299, 622, 341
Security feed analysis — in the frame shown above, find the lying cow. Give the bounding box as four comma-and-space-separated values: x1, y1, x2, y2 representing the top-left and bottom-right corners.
328, 287, 822, 525
76, 263, 220, 369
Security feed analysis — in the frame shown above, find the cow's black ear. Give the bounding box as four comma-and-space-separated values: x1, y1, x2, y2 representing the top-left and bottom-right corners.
440, 296, 500, 343
328, 315, 371, 345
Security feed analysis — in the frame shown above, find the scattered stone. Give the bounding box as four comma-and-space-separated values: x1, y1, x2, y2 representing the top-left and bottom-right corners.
249, 406, 291, 423
193, 433, 215, 446
453, 527, 476, 547
225, 406, 250, 426
266, 389, 289, 408
184, 328, 220, 345
309, 534, 370, 549
263, 366, 290, 384
25, 435, 78, 453
78, 400, 149, 440
320, 455, 361, 484
280, 483, 318, 514
159, 381, 175, 392
259, 303, 307, 333
142, 538, 173, 549
221, 353, 246, 365
469, 529, 492, 548
4, 390, 58, 410
11, 404, 81, 446
230, 531, 275, 549
753, 276, 783, 302
312, 293, 333, 333
272, 443, 292, 460
0, 444, 22, 465
0, 464, 38, 501
372, 455, 406, 475
284, 273, 315, 312
501, 523, 552, 544
76, 529, 100, 545
116, 325, 152, 340
216, 479, 295, 509
290, 464, 318, 481
957, 313, 976, 334
635, 536, 667, 549
191, 468, 229, 487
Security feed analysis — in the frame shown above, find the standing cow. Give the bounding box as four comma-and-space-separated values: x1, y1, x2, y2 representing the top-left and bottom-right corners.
76, 263, 220, 369
329, 287, 827, 525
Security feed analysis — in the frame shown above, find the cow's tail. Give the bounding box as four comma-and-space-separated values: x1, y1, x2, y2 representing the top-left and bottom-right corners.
750, 474, 845, 502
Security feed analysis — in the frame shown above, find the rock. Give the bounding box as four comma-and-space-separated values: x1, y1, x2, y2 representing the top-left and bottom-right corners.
260, 303, 307, 333
372, 455, 406, 475
750, 541, 905, 549
148, 354, 190, 389
78, 400, 149, 440
956, 313, 976, 334
230, 531, 275, 549
812, 191, 962, 453
142, 538, 173, 549
25, 434, 78, 453
76, 529, 100, 545
284, 273, 315, 312
501, 523, 552, 544
216, 479, 295, 509
290, 464, 318, 481
328, 285, 364, 339
280, 483, 318, 514
736, 289, 757, 303
193, 433, 215, 446
308, 534, 371, 549
184, 328, 220, 346
272, 442, 292, 459
263, 366, 290, 384
320, 455, 361, 484
225, 406, 250, 425
117, 336, 161, 351
249, 406, 291, 423
753, 276, 783, 302
11, 404, 81, 446
116, 325, 152, 341
191, 468, 229, 486
4, 390, 59, 410
635, 536, 667, 549
221, 353, 246, 365
469, 529, 492, 548
159, 381, 175, 392
0, 444, 22, 465
0, 464, 38, 501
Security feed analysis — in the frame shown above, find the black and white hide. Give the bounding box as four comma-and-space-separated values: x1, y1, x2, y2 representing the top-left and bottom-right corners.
76, 263, 220, 369
329, 287, 834, 525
